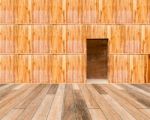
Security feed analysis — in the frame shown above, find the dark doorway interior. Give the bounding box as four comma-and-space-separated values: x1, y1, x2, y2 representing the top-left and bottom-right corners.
87, 39, 108, 82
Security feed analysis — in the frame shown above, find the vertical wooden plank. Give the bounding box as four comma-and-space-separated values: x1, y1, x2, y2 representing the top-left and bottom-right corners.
116, 0, 133, 23
130, 55, 148, 83
49, 0, 66, 24
144, 25, 150, 53
15, 25, 31, 53
14, 0, 31, 24
133, 0, 148, 23
0, 55, 17, 83
66, 0, 82, 23
109, 55, 130, 83
100, 0, 116, 23
66, 55, 85, 83
51, 55, 66, 83
17, 55, 31, 83
0, 0, 14, 23
0, 25, 16, 53
31, 0, 49, 23
66, 25, 85, 53
31, 25, 49, 53
31, 55, 50, 83
49, 25, 66, 53
82, 0, 98, 23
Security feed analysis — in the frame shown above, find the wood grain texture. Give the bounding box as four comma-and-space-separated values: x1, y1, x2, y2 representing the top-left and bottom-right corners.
0, 84, 150, 119
66, 55, 85, 83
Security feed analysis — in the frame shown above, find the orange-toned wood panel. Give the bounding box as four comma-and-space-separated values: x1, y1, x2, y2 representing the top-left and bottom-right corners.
17, 55, 31, 83
0, 25, 16, 53
31, 55, 50, 83
31, 0, 49, 23
31, 25, 49, 53
109, 55, 148, 83
66, 55, 85, 83
0, 0, 14, 23
49, 0, 66, 24
0, 55, 17, 83
66, 0, 82, 23
116, 0, 133, 23
143, 26, 150, 53
108, 55, 130, 83
148, 55, 150, 83
66, 25, 85, 53
14, 0, 31, 24
49, 25, 66, 53
51, 55, 66, 83
15, 25, 31, 53
82, 0, 98, 23
130, 55, 148, 83
133, 0, 148, 23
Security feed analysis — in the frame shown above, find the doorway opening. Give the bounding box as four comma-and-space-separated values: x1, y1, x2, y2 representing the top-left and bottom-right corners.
87, 39, 108, 84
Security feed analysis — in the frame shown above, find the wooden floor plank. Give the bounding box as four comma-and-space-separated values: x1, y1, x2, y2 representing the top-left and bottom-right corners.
16, 85, 50, 120
47, 85, 65, 120
73, 87, 92, 120
79, 84, 99, 109
0, 84, 149, 120
32, 95, 54, 120
101, 85, 150, 120
120, 85, 150, 108
1, 109, 23, 120
61, 85, 75, 120
87, 85, 121, 120
89, 109, 106, 120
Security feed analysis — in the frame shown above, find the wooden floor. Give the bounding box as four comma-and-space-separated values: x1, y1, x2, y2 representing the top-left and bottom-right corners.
0, 84, 150, 120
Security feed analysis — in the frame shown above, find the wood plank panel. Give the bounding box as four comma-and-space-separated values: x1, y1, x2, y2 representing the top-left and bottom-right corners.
116, 0, 133, 23
0, 55, 17, 83
15, 25, 31, 53
100, 0, 116, 23
49, 25, 66, 53
31, 55, 50, 83
0, 0, 14, 23
130, 55, 148, 83
133, 0, 148, 23
0, 25, 15, 53
49, 0, 66, 24
66, 55, 85, 83
51, 55, 66, 83
14, 0, 31, 24
109, 55, 130, 83
143, 25, 150, 53
31, 25, 49, 53
17, 55, 31, 83
82, 0, 98, 23
31, 0, 49, 23
66, 0, 82, 23
66, 25, 85, 53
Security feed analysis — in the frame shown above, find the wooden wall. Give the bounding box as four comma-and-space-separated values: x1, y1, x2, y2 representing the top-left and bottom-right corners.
0, 0, 150, 83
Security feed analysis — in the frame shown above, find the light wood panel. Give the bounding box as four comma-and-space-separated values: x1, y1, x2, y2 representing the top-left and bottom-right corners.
109, 55, 130, 83
0, 25, 15, 53
109, 55, 148, 83
14, 0, 31, 24
31, 25, 49, 53
49, 25, 66, 53
0, 0, 14, 23
49, 0, 66, 24
51, 55, 66, 83
66, 55, 85, 83
15, 25, 31, 53
66, 25, 85, 53
130, 55, 148, 83
31, 0, 49, 23
0, 55, 17, 83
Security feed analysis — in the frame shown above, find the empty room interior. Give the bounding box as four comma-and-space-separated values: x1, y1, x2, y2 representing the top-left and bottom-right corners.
0, 0, 150, 120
